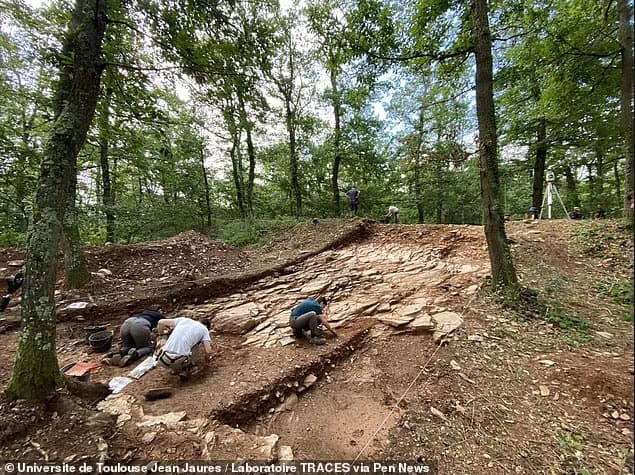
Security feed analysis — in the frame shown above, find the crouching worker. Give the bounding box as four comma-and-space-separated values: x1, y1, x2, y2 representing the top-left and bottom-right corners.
116, 309, 164, 367
289, 296, 338, 346
0, 272, 23, 313
155, 317, 212, 380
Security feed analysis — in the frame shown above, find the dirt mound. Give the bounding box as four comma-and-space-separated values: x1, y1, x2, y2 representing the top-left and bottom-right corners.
82, 231, 250, 295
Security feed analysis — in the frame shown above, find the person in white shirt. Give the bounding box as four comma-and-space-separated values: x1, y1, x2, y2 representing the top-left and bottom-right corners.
385, 205, 401, 224
155, 317, 212, 379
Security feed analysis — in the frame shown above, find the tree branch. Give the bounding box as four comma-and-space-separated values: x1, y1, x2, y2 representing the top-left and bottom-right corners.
364, 46, 474, 63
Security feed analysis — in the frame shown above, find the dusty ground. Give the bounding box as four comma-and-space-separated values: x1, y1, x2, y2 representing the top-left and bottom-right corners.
0, 218, 633, 475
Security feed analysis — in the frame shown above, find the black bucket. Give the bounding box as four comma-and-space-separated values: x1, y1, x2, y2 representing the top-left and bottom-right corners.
85, 324, 108, 343
88, 330, 113, 352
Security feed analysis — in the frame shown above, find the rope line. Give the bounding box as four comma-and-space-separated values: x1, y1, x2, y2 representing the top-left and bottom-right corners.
352, 338, 445, 463
352, 292, 479, 462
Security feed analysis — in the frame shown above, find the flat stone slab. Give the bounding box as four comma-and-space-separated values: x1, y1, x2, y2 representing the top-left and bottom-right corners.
300, 279, 331, 295
409, 314, 434, 332
396, 304, 425, 317
378, 313, 415, 327
137, 411, 187, 427
350, 299, 381, 315
459, 263, 480, 273
272, 311, 291, 328
213, 302, 265, 334
279, 336, 296, 346
214, 314, 266, 334
431, 311, 464, 342
253, 320, 274, 333
202, 426, 279, 461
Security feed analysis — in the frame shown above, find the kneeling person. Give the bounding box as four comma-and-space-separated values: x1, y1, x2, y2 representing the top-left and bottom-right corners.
118, 309, 164, 366
289, 296, 338, 345
155, 317, 212, 379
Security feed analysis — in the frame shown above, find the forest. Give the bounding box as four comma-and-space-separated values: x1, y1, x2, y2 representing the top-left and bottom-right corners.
1, 0, 632, 249
0, 4, 634, 469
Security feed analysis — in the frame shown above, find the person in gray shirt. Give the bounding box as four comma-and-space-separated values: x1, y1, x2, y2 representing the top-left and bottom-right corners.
117, 309, 164, 366
346, 187, 360, 215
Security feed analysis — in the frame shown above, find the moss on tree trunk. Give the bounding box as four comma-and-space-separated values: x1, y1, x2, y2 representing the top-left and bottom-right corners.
5, 0, 107, 401
7, 209, 65, 400
64, 171, 90, 289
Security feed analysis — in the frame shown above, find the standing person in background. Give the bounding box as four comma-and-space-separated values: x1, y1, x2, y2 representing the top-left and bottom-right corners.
385, 205, 401, 223
346, 186, 361, 215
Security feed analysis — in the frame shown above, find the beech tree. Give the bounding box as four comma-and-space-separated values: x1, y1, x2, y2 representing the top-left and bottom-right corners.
617, 0, 634, 219
6, 0, 108, 400
472, 0, 517, 287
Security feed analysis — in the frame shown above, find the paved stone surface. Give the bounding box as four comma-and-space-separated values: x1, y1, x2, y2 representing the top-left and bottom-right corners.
198, 233, 484, 346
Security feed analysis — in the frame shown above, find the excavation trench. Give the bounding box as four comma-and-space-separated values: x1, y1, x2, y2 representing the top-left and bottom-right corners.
185, 225, 486, 459
65, 225, 488, 460
2, 221, 374, 331
211, 320, 374, 427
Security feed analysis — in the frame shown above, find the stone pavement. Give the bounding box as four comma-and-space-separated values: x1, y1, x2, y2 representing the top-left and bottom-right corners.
179, 230, 490, 347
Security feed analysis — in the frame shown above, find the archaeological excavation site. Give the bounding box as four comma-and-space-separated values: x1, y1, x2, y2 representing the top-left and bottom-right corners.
0, 219, 633, 474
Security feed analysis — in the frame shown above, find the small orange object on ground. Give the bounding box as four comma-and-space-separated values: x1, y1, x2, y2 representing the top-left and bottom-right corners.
63, 362, 100, 377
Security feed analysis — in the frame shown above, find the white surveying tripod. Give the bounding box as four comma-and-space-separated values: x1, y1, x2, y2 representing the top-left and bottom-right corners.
539, 170, 570, 219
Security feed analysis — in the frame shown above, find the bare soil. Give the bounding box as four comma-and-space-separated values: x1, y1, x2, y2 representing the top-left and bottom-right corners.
0, 218, 632, 475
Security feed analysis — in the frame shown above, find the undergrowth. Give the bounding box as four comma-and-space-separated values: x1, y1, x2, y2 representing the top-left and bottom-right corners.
597, 277, 634, 323
218, 217, 300, 247
570, 221, 634, 272
486, 281, 591, 336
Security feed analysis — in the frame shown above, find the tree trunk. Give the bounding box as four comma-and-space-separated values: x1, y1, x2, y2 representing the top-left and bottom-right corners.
200, 144, 212, 227
99, 87, 115, 243
330, 66, 342, 216
618, 0, 634, 219
285, 96, 301, 216
472, 0, 518, 288
414, 156, 424, 224
238, 96, 256, 217
230, 128, 246, 218
6, 0, 107, 401
614, 160, 621, 204
532, 118, 547, 209
564, 165, 580, 208
277, 41, 302, 217
159, 145, 173, 205
595, 150, 604, 205
435, 161, 443, 224
587, 164, 595, 205
63, 170, 90, 289
414, 107, 425, 224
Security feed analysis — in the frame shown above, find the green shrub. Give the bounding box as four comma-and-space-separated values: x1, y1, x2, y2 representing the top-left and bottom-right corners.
218, 217, 300, 247
220, 220, 261, 246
